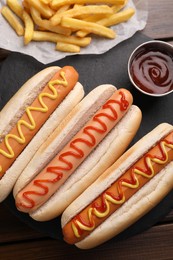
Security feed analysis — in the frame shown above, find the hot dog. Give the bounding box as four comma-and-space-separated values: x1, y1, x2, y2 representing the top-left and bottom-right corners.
61, 123, 173, 249
14, 86, 142, 221
0, 66, 84, 202
13, 84, 118, 198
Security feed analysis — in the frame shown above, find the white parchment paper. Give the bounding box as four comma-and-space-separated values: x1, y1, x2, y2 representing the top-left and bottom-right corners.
0, 0, 148, 64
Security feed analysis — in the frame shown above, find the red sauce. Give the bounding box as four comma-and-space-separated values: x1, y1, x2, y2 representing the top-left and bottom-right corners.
70, 133, 173, 240
130, 48, 173, 94
46, 91, 128, 179
17, 91, 129, 210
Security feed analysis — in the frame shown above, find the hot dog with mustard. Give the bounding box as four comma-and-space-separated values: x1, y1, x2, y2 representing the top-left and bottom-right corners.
0, 66, 84, 202
61, 123, 173, 249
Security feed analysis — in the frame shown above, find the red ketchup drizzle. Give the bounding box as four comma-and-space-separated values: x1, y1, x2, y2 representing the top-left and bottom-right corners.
131, 49, 173, 94
19, 91, 129, 209
71, 135, 173, 238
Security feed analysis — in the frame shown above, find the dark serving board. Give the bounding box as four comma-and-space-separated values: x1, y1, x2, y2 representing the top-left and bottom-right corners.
0, 31, 173, 245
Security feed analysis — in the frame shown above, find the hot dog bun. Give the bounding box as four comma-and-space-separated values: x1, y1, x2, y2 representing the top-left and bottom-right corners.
0, 67, 60, 137
30, 105, 141, 221
0, 66, 84, 202
61, 123, 173, 249
14, 86, 141, 221
13, 84, 117, 198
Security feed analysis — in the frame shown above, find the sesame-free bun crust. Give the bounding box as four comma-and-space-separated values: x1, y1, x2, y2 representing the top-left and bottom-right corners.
61, 123, 173, 249
31, 104, 142, 221
0, 67, 60, 139
13, 84, 116, 202
0, 67, 84, 202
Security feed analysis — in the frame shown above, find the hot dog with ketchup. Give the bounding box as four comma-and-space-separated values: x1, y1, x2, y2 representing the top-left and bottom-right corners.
0, 66, 84, 202
61, 123, 173, 249
14, 86, 142, 221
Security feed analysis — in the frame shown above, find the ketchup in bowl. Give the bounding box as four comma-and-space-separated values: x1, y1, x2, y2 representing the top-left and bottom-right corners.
128, 41, 173, 97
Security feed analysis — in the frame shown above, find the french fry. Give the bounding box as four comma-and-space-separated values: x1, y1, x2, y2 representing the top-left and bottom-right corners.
111, 2, 127, 13
61, 17, 116, 39
40, 0, 51, 4
77, 7, 135, 38
32, 31, 92, 47
97, 7, 135, 27
51, 5, 113, 26
73, 4, 83, 9
56, 42, 80, 53
51, 0, 125, 8
7, 0, 23, 20
1, 6, 24, 36
22, 0, 31, 14
56, 4, 71, 13
25, 0, 54, 18
30, 7, 71, 36
76, 3, 127, 24
23, 10, 34, 45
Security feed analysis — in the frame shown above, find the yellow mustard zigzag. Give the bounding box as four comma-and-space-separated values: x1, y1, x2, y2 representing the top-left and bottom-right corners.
0, 71, 67, 172
72, 140, 173, 236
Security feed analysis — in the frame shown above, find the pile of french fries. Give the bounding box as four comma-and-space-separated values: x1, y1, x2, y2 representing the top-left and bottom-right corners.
1, 0, 135, 53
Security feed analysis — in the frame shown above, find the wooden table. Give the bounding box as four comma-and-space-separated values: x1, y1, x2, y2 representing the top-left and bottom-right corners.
0, 0, 173, 259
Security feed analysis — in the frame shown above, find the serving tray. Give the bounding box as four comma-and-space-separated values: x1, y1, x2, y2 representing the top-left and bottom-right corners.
1, 31, 173, 244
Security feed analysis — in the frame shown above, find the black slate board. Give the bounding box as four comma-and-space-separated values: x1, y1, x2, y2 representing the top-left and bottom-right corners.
1, 32, 173, 245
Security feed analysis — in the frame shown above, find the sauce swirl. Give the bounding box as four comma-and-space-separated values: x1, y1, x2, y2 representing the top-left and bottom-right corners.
130, 48, 173, 94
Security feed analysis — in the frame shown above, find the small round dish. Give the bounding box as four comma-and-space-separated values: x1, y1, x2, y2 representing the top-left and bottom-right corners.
128, 40, 173, 97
